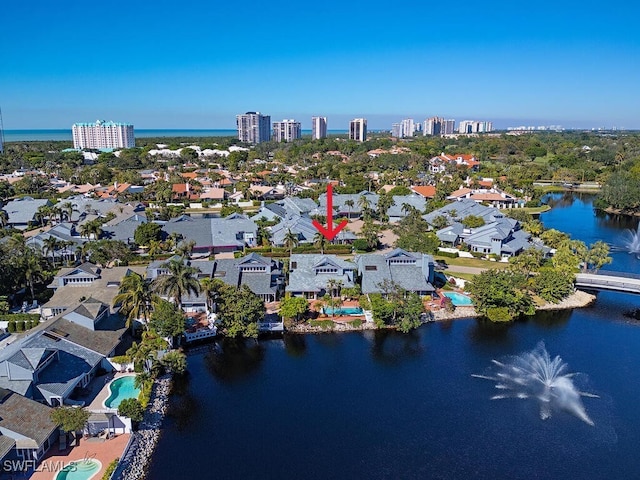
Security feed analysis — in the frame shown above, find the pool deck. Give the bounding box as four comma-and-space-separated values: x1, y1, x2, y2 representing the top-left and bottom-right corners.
87, 373, 137, 412
30, 433, 130, 480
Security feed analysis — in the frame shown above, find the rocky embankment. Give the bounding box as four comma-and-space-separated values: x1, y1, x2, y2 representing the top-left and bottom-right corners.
112, 374, 172, 480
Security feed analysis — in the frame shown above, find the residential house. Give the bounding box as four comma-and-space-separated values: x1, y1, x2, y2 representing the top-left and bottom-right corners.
2, 197, 52, 230
0, 389, 58, 463
447, 187, 522, 209
318, 191, 379, 219
387, 194, 427, 222
410, 185, 437, 199
160, 213, 258, 254
429, 153, 479, 174
26, 223, 86, 263
286, 254, 356, 299
356, 249, 435, 296
102, 213, 147, 245
42, 263, 147, 319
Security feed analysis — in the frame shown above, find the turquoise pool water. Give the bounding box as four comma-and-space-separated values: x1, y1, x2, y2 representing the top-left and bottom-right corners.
55, 459, 102, 480
104, 376, 140, 409
443, 292, 474, 306
323, 307, 364, 315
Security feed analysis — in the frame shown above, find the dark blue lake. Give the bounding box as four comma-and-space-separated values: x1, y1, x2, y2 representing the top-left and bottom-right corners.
148, 194, 640, 480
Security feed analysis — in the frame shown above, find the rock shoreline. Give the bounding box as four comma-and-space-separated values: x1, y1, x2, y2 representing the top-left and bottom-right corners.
286, 290, 597, 332
112, 373, 172, 480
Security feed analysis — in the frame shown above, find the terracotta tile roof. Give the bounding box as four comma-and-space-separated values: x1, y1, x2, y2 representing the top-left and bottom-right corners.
449, 188, 473, 197
411, 185, 437, 198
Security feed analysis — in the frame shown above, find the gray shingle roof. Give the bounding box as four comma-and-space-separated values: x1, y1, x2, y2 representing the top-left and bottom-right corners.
161, 214, 257, 250
356, 249, 435, 295
286, 254, 355, 294
3, 197, 52, 226
0, 391, 56, 449
387, 195, 427, 219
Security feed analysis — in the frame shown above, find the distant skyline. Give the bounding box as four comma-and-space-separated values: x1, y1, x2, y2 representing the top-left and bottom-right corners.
2, 0, 639, 130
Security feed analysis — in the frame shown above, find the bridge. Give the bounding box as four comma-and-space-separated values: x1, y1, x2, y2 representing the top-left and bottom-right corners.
575, 271, 640, 295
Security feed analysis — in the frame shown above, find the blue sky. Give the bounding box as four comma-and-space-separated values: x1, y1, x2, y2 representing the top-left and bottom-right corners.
2, 0, 639, 129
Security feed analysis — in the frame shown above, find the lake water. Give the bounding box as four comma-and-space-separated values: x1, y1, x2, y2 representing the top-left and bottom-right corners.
148, 193, 640, 480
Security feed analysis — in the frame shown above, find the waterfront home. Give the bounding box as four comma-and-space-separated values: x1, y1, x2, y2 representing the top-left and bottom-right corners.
148, 253, 285, 305
160, 213, 258, 254
447, 187, 522, 209
2, 197, 52, 230
425, 200, 544, 258
286, 254, 356, 299
42, 264, 147, 319
0, 328, 106, 406
355, 249, 436, 296
0, 390, 57, 464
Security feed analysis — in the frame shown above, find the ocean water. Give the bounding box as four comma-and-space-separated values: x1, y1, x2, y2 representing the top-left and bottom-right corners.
3, 129, 348, 142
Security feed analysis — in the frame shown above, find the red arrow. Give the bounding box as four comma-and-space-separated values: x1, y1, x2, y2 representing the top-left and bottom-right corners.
312, 183, 348, 241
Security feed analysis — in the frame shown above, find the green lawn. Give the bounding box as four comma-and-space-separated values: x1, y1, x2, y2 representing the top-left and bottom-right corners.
435, 255, 507, 269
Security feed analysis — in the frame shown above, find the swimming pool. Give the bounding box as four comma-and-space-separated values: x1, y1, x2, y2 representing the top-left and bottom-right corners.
442, 292, 474, 306
55, 459, 102, 480
322, 307, 364, 315
104, 375, 140, 409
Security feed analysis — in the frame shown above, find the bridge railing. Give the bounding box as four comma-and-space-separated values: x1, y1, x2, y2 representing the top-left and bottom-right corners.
580, 270, 640, 280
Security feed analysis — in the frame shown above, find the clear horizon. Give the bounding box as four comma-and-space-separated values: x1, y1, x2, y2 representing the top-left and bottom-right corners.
2, 0, 638, 130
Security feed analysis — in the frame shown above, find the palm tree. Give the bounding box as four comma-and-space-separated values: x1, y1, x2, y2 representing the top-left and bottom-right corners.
113, 272, 156, 331
357, 195, 370, 217
151, 259, 200, 311
23, 247, 45, 301
60, 202, 76, 222
176, 239, 196, 259
42, 236, 59, 267
199, 277, 225, 313
283, 229, 299, 256
313, 231, 327, 254
344, 199, 355, 220
0, 210, 8, 229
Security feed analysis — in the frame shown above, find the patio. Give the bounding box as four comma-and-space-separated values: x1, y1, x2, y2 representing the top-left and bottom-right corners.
30, 434, 130, 480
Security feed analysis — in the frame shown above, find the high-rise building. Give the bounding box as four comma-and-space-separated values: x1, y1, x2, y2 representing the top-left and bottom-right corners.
391, 123, 402, 138
72, 120, 135, 150
236, 112, 271, 144
273, 119, 302, 142
441, 119, 456, 135
423, 117, 442, 136
401, 118, 415, 138
349, 118, 367, 142
458, 120, 494, 134
311, 116, 327, 140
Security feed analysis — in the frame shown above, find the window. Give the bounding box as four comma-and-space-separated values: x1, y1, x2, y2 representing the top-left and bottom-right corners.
365, 265, 377, 271
290, 261, 297, 269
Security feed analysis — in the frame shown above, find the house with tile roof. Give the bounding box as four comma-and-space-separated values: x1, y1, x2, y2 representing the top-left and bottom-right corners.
410, 185, 437, 199
429, 153, 480, 173
447, 187, 522, 209
355, 249, 436, 296
286, 254, 356, 299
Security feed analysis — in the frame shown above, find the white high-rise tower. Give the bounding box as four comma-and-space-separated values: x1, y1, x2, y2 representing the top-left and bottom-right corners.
311, 116, 327, 140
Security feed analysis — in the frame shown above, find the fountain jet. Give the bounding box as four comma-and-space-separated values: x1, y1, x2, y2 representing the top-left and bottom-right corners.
622, 224, 640, 257
473, 342, 598, 425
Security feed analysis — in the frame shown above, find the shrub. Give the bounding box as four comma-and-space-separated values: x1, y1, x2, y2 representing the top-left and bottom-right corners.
16, 320, 25, 332
486, 307, 513, 323
352, 239, 370, 252
118, 398, 144, 423
308, 319, 334, 330
348, 319, 364, 328
437, 250, 459, 258
7, 321, 16, 333
102, 458, 119, 480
